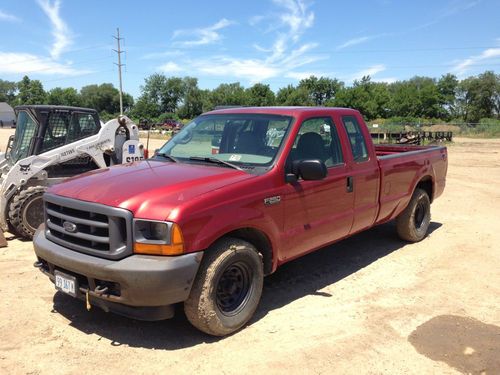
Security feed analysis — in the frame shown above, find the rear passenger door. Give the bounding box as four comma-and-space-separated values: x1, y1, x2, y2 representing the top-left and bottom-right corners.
282, 117, 354, 261
339, 114, 380, 234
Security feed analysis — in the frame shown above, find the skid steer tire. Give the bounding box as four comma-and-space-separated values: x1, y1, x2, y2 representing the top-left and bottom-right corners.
8, 186, 47, 240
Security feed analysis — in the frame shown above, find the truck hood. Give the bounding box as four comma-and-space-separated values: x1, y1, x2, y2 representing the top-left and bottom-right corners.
48, 160, 255, 220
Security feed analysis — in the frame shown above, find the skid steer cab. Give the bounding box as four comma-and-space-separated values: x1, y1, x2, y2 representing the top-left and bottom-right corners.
0, 105, 145, 242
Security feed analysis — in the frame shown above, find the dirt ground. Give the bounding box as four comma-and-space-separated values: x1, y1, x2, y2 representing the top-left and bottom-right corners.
0, 130, 499, 375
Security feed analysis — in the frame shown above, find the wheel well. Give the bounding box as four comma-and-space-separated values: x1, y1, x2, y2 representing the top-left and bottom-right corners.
416, 177, 433, 202
223, 228, 273, 275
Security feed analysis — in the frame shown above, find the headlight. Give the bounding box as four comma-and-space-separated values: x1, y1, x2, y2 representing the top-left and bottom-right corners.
133, 220, 184, 255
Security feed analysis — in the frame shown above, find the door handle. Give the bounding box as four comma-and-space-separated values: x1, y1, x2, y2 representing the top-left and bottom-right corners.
347, 176, 354, 193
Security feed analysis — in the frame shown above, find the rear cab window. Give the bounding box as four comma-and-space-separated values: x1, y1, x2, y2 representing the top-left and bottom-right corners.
341, 115, 369, 162
41, 112, 100, 153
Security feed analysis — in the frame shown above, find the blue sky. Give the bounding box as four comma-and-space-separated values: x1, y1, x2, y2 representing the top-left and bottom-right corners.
0, 0, 499, 98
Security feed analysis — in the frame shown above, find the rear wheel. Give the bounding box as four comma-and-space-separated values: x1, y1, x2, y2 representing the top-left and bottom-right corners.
184, 238, 264, 336
396, 188, 431, 242
8, 186, 47, 240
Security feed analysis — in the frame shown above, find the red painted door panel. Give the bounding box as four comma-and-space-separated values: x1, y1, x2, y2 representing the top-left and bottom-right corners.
282, 166, 354, 261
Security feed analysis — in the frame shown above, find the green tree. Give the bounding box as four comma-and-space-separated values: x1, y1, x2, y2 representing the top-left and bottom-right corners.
437, 74, 458, 119
47, 87, 81, 106
387, 77, 442, 119
245, 83, 275, 106
298, 76, 343, 105
136, 74, 188, 118
177, 77, 203, 119
210, 82, 247, 107
276, 84, 311, 105
200, 89, 215, 112
0, 79, 17, 105
332, 76, 389, 120
456, 72, 500, 122
80, 83, 133, 115
16, 76, 46, 105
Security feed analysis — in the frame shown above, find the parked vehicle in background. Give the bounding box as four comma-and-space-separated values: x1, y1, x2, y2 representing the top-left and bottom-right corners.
33, 107, 447, 336
158, 119, 183, 134
0, 105, 145, 241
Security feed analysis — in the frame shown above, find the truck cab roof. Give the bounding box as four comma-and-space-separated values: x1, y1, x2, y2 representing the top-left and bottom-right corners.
205, 106, 360, 116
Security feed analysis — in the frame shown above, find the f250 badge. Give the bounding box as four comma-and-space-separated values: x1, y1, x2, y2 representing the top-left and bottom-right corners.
264, 196, 281, 206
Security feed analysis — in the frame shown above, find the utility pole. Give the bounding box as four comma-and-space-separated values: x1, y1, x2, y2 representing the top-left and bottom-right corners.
113, 28, 124, 115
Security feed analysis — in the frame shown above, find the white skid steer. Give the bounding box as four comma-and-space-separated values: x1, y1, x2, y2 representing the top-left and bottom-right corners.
0, 105, 146, 245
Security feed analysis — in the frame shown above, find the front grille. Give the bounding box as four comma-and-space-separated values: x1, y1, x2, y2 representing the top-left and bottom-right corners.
44, 193, 133, 260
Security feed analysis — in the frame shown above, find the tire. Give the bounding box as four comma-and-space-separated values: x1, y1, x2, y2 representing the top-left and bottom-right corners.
396, 188, 431, 242
8, 186, 47, 240
184, 237, 264, 336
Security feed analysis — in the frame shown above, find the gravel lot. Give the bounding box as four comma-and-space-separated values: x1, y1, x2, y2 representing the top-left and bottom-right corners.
0, 130, 499, 375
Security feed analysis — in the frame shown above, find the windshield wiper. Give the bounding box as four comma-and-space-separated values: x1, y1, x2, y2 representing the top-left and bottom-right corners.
155, 152, 178, 163
188, 156, 242, 170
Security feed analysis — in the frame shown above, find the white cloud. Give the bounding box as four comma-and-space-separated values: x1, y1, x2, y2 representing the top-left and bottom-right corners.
347, 64, 386, 82
372, 77, 398, 84
158, 61, 183, 73
337, 36, 373, 50
0, 52, 90, 75
285, 71, 327, 80
273, 0, 314, 42
195, 57, 279, 82
157, 0, 321, 83
411, 0, 481, 32
36, 0, 72, 59
172, 18, 234, 46
163, 41, 326, 84
0, 9, 20, 22
452, 46, 500, 76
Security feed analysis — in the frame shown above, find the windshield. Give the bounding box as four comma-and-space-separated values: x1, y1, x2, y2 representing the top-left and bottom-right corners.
9, 111, 37, 163
158, 114, 293, 169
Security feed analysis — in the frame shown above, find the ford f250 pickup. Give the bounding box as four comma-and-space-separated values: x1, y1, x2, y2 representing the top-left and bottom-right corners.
33, 107, 447, 336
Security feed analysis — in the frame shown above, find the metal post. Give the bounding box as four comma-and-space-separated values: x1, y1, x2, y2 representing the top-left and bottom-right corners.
113, 28, 124, 115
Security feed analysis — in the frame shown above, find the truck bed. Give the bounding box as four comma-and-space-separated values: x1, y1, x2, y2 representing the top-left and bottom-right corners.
374, 143, 448, 224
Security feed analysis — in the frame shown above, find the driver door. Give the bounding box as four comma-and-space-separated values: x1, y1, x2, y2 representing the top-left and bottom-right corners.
281, 116, 354, 261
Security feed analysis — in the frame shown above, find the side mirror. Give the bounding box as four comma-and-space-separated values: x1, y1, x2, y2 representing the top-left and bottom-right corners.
289, 159, 327, 181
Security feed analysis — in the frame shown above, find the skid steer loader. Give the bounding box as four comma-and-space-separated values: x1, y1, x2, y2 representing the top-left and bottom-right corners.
0, 105, 146, 244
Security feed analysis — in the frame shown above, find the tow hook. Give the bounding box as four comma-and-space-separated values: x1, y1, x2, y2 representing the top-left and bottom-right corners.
94, 285, 109, 296
33, 261, 43, 268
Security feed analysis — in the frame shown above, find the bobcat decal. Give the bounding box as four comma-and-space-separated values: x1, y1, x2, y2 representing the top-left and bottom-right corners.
19, 164, 31, 174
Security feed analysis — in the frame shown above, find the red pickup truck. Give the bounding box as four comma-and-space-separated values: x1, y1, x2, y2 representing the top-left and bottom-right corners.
33, 107, 447, 336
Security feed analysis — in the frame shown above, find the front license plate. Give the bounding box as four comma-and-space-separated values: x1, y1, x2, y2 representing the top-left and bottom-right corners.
54, 271, 77, 297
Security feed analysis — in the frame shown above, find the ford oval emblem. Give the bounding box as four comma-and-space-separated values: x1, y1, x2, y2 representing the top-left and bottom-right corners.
62, 221, 77, 233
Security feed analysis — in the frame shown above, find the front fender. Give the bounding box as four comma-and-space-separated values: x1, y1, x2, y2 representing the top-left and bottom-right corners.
180, 200, 282, 270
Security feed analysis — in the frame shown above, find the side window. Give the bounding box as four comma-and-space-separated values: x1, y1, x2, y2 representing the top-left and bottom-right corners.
341, 115, 368, 162
41, 113, 69, 152
288, 117, 343, 168
68, 113, 100, 142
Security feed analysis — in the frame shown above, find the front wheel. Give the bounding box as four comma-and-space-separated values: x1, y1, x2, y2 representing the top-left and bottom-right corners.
8, 186, 47, 239
396, 188, 431, 242
184, 238, 264, 336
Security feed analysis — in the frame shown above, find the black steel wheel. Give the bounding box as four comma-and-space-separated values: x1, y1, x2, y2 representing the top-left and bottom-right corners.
216, 261, 254, 316
396, 188, 431, 242
184, 237, 264, 336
